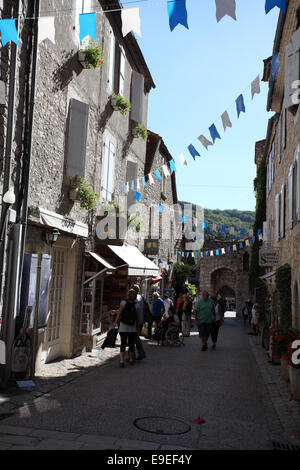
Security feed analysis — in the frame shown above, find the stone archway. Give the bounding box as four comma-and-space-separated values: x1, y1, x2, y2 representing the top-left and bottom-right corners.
216, 285, 236, 310
211, 268, 237, 311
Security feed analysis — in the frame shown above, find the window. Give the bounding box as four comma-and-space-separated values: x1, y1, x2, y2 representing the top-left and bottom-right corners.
126, 159, 138, 209
275, 194, 280, 241
75, 0, 92, 46
101, 134, 115, 201
119, 46, 126, 96
108, 30, 116, 92
280, 184, 285, 239
288, 164, 294, 229
284, 27, 300, 109
66, 99, 89, 178
131, 71, 144, 123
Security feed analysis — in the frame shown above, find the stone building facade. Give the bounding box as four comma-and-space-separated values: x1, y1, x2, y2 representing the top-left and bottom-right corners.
0, 0, 180, 374
194, 239, 250, 314
262, 0, 300, 330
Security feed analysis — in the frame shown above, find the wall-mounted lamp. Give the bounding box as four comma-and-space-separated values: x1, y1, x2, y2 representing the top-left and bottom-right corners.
3, 187, 15, 205
42, 228, 60, 246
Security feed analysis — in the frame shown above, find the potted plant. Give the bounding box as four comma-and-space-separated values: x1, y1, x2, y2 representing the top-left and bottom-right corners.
132, 122, 148, 141
69, 176, 81, 201
78, 40, 104, 69
77, 177, 99, 211
127, 214, 142, 233
110, 92, 131, 115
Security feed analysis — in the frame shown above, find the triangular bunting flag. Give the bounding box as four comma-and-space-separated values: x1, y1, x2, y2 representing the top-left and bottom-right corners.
38, 17, 55, 44
210, 251, 214, 257
209, 124, 221, 143
142, 176, 146, 189
221, 111, 232, 132
221, 225, 226, 233
215, 0, 237, 23
188, 144, 200, 160
148, 173, 155, 185
169, 159, 176, 174
121, 7, 141, 37
167, 0, 189, 32
131, 180, 135, 191
155, 169, 162, 182
136, 178, 140, 191
249, 229, 254, 237
158, 203, 163, 213
178, 153, 187, 166
230, 226, 235, 234
134, 191, 141, 202
233, 244, 237, 252
162, 165, 170, 177
212, 223, 217, 231
79, 13, 97, 42
251, 75, 261, 99
221, 248, 225, 255
0, 19, 19, 46
265, 0, 286, 15
236, 94, 246, 118
198, 135, 213, 150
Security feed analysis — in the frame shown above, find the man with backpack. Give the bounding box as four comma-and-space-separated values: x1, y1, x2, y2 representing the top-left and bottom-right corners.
114, 289, 141, 368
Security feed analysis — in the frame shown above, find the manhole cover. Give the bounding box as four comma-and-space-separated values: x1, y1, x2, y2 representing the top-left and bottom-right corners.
133, 417, 191, 435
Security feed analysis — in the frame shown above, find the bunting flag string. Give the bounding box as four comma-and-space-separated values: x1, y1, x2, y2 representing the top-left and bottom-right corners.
79, 12, 97, 42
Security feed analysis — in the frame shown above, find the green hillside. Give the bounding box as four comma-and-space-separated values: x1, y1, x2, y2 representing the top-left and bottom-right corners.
179, 202, 255, 241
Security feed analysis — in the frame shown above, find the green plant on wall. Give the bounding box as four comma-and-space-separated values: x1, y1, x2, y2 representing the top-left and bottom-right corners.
275, 264, 292, 332
134, 122, 148, 141
81, 40, 104, 69
77, 178, 99, 211
111, 92, 131, 115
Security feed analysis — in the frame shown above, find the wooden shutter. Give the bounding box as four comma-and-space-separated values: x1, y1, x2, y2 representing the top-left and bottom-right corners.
282, 108, 286, 149
288, 164, 294, 229
131, 70, 144, 123
280, 184, 285, 238
119, 46, 126, 96
277, 114, 282, 163
66, 99, 89, 178
275, 194, 280, 241
108, 30, 115, 91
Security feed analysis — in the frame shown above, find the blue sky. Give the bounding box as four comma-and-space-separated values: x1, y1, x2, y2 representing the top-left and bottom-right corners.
133, 0, 279, 211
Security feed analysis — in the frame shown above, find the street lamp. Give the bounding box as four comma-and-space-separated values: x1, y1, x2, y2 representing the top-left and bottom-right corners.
2, 188, 16, 205
42, 228, 60, 246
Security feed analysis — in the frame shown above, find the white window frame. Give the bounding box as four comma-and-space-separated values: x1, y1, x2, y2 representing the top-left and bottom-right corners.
101, 132, 116, 201
280, 184, 285, 239
119, 46, 126, 96
108, 29, 115, 92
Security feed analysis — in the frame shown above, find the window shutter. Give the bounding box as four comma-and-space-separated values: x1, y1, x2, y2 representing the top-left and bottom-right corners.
119, 47, 126, 96
288, 164, 294, 229
108, 30, 115, 91
280, 184, 285, 238
284, 28, 300, 109
126, 160, 138, 209
282, 108, 286, 149
131, 70, 144, 123
275, 194, 280, 241
66, 99, 89, 178
101, 137, 115, 201
296, 146, 300, 221
277, 115, 281, 163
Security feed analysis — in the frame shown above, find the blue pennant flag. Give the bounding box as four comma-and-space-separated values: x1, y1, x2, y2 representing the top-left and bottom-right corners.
0, 19, 19, 46
158, 203, 163, 213
196, 252, 199, 258
79, 13, 97, 42
240, 228, 245, 236
142, 176, 146, 189
169, 159, 176, 174
167, 0, 189, 32
187, 144, 200, 160
134, 191, 141, 202
265, 0, 286, 14
216, 249, 219, 256
205, 251, 208, 257
257, 229, 262, 236
252, 236, 256, 244
271, 52, 280, 81
221, 225, 226, 233
182, 215, 186, 223
178, 251, 182, 255
209, 124, 221, 143
227, 246, 231, 253
236, 94, 246, 118
186, 252, 190, 258
121, 183, 125, 193
131, 180, 135, 191
240, 242, 244, 249
158, 258, 163, 264
155, 169, 162, 182
203, 221, 207, 229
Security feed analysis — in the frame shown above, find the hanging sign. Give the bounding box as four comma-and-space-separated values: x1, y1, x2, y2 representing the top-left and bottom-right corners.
259, 248, 280, 267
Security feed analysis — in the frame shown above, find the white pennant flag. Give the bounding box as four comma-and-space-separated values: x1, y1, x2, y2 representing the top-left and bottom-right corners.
210, 251, 214, 257
198, 135, 213, 150
201, 252, 204, 258
148, 173, 155, 185
221, 248, 225, 255
245, 239, 250, 247
136, 178, 140, 191
233, 244, 237, 252
178, 153, 187, 167
230, 226, 235, 234
193, 217, 198, 227
215, 0, 236, 22
249, 229, 254, 237
125, 182, 129, 194
221, 111, 232, 132
162, 165, 170, 178
38, 17, 55, 44
192, 253, 195, 258
121, 7, 141, 37
212, 223, 217, 231
251, 75, 261, 99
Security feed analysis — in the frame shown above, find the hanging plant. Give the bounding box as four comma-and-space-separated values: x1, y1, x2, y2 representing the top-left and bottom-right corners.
127, 214, 142, 232
111, 92, 131, 115
78, 40, 104, 69
132, 122, 148, 141
77, 177, 99, 211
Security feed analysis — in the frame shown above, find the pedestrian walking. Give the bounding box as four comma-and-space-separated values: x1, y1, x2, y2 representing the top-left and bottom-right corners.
242, 301, 249, 327
250, 303, 259, 335
114, 289, 141, 368
132, 285, 146, 360
181, 294, 193, 337
194, 291, 215, 351
210, 297, 224, 349
147, 292, 165, 339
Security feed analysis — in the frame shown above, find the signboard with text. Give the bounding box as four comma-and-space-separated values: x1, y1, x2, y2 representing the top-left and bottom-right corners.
259, 249, 280, 267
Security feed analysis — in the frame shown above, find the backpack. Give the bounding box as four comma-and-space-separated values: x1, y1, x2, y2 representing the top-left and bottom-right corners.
183, 300, 193, 316
142, 295, 151, 322
121, 301, 137, 326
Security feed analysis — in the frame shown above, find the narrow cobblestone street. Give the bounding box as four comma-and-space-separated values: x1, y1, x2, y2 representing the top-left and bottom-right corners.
0, 318, 300, 450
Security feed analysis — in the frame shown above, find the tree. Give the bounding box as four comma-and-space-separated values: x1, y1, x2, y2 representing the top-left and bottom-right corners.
173, 264, 192, 296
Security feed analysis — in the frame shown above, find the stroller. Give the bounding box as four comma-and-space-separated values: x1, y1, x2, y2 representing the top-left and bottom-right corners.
153, 323, 184, 347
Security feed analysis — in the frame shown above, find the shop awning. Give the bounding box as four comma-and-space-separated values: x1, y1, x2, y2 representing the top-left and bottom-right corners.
148, 273, 163, 284
89, 252, 116, 271
29, 207, 89, 238
108, 244, 159, 277
259, 271, 276, 280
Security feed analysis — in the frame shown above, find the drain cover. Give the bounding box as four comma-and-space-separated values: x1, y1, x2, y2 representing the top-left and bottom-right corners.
134, 417, 191, 435
272, 441, 300, 451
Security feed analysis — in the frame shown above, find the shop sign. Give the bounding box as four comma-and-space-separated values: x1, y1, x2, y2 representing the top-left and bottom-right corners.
144, 239, 159, 255
259, 249, 280, 267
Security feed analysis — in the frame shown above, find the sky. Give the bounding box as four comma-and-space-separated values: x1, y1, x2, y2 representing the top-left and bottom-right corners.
131, 0, 279, 211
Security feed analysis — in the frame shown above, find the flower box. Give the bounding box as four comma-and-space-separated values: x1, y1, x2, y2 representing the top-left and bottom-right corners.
288, 366, 300, 401
78, 41, 104, 70
131, 122, 148, 141
69, 189, 80, 202
110, 95, 119, 111
78, 51, 89, 69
